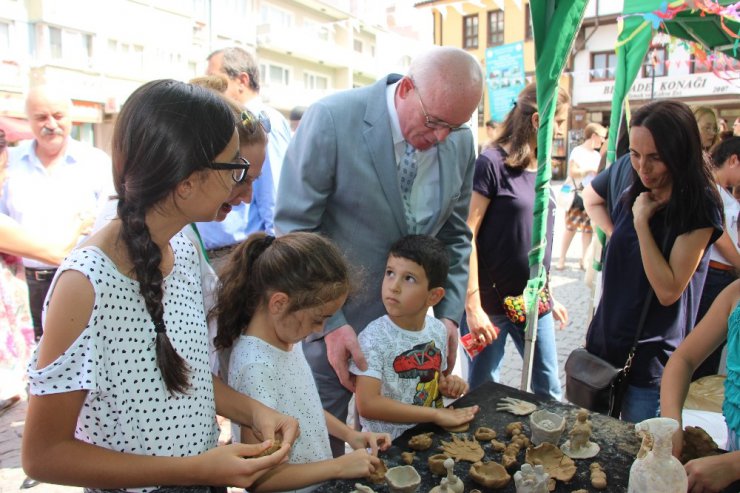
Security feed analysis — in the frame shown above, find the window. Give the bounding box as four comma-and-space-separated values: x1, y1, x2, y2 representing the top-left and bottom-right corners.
693, 53, 740, 74
590, 51, 618, 81
524, 5, 533, 41
487, 10, 504, 47
49, 26, 62, 59
463, 14, 478, 49
0, 21, 10, 54
261, 62, 290, 87
353, 39, 363, 53
260, 4, 292, 29
304, 72, 328, 90
642, 46, 667, 78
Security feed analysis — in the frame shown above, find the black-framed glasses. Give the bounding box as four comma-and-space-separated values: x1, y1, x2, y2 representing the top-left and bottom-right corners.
241, 110, 271, 134
409, 78, 468, 132
208, 157, 251, 184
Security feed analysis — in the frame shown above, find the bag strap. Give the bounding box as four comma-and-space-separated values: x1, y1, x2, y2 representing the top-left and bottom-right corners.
622, 230, 673, 375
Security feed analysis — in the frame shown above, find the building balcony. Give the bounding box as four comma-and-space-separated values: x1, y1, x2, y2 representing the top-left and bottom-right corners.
256, 23, 351, 69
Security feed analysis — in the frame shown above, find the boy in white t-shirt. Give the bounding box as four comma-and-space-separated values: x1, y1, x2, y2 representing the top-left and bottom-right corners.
350, 235, 479, 439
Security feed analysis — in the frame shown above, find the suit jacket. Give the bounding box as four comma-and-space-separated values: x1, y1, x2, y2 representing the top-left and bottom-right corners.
275, 75, 475, 340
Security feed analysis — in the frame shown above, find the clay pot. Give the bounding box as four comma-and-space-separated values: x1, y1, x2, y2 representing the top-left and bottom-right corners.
385, 465, 421, 493
428, 454, 450, 476
469, 461, 512, 489
525, 443, 577, 483
529, 410, 566, 446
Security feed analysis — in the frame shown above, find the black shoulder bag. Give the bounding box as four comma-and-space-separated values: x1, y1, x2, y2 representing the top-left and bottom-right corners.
565, 231, 671, 418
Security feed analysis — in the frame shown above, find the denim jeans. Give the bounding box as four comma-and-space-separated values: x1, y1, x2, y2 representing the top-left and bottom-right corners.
620, 384, 660, 423
461, 312, 562, 401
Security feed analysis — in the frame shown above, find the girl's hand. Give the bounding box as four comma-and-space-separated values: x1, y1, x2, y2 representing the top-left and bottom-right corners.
432, 405, 479, 428
439, 374, 468, 399
685, 454, 739, 493
195, 441, 290, 488
632, 191, 665, 226
250, 404, 300, 447
347, 431, 392, 456
335, 449, 380, 479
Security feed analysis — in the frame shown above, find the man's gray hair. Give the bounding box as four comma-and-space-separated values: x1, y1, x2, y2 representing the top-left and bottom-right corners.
208, 47, 260, 92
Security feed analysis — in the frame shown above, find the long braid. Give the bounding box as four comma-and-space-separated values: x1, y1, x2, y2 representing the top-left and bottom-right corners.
118, 198, 190, 395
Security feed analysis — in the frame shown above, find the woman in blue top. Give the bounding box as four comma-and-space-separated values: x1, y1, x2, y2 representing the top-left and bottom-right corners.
661, 279, 740, 493
585, 100, 723, 423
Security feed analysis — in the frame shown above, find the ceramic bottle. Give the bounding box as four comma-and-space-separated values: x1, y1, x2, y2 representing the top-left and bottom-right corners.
627, 417, 688, 493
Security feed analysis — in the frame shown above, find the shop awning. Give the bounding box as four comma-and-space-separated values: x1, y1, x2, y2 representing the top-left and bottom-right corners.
0, 116, 33, 142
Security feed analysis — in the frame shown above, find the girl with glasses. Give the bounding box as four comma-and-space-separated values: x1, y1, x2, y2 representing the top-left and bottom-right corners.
22, 79, 298, 493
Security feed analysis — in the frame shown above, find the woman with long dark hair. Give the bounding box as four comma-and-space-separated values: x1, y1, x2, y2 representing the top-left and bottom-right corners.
585, 100, 723, 422
462, 82, 570, 399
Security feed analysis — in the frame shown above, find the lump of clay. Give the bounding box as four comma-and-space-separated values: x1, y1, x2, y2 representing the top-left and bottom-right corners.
256, 439, 282, 457
491, 439, 506, 452
401, 451, 415, 465
506, 421, 524, 437
590, 462, 607, 490
469, 461, 512, 489
439, 435, 485, 463
428, 454, 450, 476
367, 459, 388, 484
681, 426, 721, 463
408, 432, 434, 451
385, 465, 421, 493
525, 443, 577, 483
513, 463, 549, 493
474, 426, 497, 441
502, 443, 521, 469
497, 397, 538, 415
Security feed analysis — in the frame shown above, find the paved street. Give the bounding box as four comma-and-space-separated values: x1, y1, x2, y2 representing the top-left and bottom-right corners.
0, 181, 595, 492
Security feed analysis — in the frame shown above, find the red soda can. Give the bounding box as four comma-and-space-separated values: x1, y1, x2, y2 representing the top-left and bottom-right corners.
460, 326, 500, 359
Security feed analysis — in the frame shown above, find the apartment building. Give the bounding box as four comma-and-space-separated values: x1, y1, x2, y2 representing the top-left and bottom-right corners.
0, 0, 428, 150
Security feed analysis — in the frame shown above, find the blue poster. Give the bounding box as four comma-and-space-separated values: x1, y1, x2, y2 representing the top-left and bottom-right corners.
485, 42, 526, 123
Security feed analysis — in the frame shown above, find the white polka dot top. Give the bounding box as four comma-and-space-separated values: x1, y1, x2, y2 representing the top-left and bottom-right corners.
27, 233, 217, 493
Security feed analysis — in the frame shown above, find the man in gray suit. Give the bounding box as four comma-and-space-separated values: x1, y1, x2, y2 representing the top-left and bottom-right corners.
275, 46, 483, 455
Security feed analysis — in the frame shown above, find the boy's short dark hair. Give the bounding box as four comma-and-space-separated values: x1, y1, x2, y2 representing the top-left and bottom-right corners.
388, 235, 449, 289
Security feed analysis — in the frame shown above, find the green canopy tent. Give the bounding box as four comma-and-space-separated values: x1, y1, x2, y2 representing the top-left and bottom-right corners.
520, 0, 588, 393
523, 0, 740, 395
607, 0, 740, 164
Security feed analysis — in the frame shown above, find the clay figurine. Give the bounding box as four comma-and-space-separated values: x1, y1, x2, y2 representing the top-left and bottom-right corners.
443, 457, 464, 493
473, 426, 497, 441
628, 417, 688, 493
469, 461, 512, 489
429, 477, 450, 493
497, 397, 537, 415
385, 465, 421, 493
439, 435, 485, 462
560, 409, 600, 459
529, 410, 566, 446
513, 463, 549, 493
428, 454, 450, 476
401, 451, 415, 465
590, 462, 607, 490
408, 432, 434, 451
502, 442, 521, 469
351, 484, 375, 493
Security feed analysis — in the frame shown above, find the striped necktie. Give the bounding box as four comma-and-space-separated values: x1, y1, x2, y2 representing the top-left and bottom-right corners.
399, 142, 418, 231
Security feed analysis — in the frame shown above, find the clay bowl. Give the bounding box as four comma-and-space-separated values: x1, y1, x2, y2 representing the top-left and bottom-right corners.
385, 465, 421, 493
468, 461, 512, 489
428, 454, 450, 476
529, 410, 566, 446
